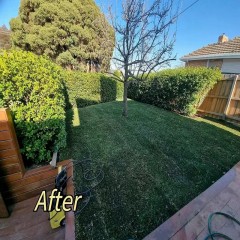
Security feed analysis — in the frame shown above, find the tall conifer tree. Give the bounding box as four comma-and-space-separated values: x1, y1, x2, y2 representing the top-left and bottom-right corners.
10, 0, 114, 72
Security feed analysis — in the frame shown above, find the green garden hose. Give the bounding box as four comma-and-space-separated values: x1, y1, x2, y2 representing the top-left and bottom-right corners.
204, 212, 240, 240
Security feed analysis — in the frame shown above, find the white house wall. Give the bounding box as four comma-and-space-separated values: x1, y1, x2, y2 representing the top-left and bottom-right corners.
221, 59, 240, 74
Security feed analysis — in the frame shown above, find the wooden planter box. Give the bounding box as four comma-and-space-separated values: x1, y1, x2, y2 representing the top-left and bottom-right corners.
0, 108, 75, 239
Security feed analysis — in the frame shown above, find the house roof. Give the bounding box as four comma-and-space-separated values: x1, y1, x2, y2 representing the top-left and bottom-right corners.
181, 37, 240, 61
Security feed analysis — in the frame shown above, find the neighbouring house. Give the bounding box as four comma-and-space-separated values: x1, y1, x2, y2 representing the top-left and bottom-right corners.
180, 34, 240, 125
0, 25, 11, 50
180, 34, 240, 74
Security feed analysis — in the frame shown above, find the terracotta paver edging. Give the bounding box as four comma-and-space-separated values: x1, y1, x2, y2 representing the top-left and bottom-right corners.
144, 161, 240, 240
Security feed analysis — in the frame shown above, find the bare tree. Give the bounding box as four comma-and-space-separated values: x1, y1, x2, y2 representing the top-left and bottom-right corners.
109, 0, 179, 117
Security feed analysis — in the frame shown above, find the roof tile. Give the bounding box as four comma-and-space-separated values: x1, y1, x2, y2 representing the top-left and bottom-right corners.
182, 37, 240, 58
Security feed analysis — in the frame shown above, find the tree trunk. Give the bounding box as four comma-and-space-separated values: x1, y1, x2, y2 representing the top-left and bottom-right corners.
122, 81, 128, 117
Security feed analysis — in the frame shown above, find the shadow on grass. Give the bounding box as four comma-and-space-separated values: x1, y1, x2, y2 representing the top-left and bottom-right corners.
200, 115, 240, 132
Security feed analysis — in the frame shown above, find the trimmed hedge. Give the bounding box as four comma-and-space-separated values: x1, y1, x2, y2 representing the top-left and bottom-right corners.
128, 67, 222, 116
65, 71, 123, 108
0, 50, 66, 164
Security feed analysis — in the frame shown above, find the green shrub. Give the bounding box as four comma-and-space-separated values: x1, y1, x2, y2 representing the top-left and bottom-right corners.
128, 67, 222, 116
0, 50, 67, 164
65, 71, 123, 108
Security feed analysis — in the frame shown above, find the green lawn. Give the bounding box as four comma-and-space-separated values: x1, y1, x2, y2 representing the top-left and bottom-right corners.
61, 100, 240, 240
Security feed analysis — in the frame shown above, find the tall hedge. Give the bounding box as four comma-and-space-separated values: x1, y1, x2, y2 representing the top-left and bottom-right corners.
65, 71, 123, 108
0, 50, 67, 164
128, 67, 222, 116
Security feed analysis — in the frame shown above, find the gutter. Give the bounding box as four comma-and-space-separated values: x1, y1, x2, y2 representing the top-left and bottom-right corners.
180, 53, 240, 62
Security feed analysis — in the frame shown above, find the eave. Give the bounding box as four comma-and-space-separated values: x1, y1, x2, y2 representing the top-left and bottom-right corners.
180, 53, 240, 62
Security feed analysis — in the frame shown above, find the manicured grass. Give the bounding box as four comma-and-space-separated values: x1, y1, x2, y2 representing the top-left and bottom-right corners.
61, 100, 240, 240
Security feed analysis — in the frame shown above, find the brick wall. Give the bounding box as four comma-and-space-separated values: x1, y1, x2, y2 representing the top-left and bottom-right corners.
185, 59, 223, 69
186, 60, 207, 67
208, 59, 223, 69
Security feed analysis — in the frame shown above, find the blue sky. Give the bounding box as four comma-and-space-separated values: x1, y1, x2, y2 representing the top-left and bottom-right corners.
0, 0, 240, 66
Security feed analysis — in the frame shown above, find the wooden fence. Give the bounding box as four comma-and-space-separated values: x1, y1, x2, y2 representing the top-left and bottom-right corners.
198, 74, 240, 124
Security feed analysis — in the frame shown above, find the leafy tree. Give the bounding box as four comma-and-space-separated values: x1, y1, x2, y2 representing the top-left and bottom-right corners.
10, 0, 114, 72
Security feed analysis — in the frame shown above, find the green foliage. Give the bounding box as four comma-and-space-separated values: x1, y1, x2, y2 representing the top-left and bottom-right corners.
65, 71, 123, 108
113, 70, 122, 80
0, 50, 66, 164
128, 67, 222, 116
10, 0, 114, 72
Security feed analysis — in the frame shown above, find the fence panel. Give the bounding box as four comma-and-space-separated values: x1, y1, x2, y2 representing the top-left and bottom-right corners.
198, 75, 240, 124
